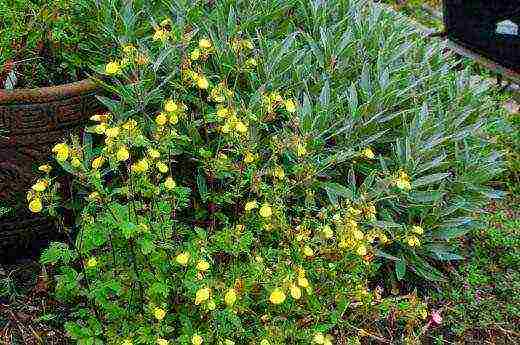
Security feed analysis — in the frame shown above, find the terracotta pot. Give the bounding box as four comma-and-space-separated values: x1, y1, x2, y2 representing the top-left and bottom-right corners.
0, 79, 102, 256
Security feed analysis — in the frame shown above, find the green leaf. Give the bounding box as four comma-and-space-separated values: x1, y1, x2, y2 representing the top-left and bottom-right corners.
395, 259, 406, 280
320, 182, 354, 204
411, 173, 450, 188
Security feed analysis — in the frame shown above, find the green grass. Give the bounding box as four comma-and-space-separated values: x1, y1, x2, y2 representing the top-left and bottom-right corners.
427, 197, 520, 343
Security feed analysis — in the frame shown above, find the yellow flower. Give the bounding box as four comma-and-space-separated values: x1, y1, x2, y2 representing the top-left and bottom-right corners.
357, 245, 367, 256
153, 28, 168, 41
323, 338, 332, 345
94, 123, 107, 135
92, 156, 105, 170
198, 38, 212, 49
321, 225, 333, 239
353, 230, 364, 241
234, 121, 248, 134
86, 257, 97, 268
362, 147, 375, 159
165, 99, 178, 113
284, 99, 297, 113
156, 113, 168, 126
191, 334, 203, 345
157, 339, 169, 345
197, 75, 209, 90
71, 157, 82, 168
243, 151, 255, 164
105, 61, 120, 75
259, 204, 272, 218
245, 200, 258, 211
207, 300, 216, 310
156, 162, 169, 174
260, 340, 270, 345
273, 166, 285, 179
290, 285, 302, 300
52, 143, 69, 162
269, 288, 286, 305
297, 277, 309, 288
313, 333, 325, 344
122, 340, 133, 345
407, 235, 420, 247
224, 288, 237, 306
147, 148, 161, 159
116, 146, 130, 162
195, 287, 211, 305
105, 127, 120, 138
154, 307, 166, 321
296, 144, 307, 157
395, 170, 412, 191
217, 107, 229, 118
169, 113, 178, 125
28, 198, 42, 213
123, 119, 137, 130
196, 259, 210, 271
190, 49, 201, 61
176, 252, 190, 265
302, 245, 314, 257
38, 164, 52, 173
245, 58, 257, 68
131, 159, 149, 173
412, 225, 424, 235
32, 180, 48, 192
122, 43, 136, 54
164, 176, 176, 190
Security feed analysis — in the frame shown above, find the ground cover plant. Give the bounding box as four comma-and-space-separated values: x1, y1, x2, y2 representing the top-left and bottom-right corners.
16, 0, 514, 344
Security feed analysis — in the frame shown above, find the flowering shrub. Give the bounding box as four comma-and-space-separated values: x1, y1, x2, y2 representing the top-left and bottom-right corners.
31, 0, 504, 344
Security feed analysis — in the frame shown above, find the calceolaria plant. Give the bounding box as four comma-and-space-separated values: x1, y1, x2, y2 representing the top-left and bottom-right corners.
32, 0, 504, 344
32, 31, 427, 345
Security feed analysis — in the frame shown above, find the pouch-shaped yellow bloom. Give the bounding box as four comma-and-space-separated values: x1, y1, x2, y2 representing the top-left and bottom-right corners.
191, 335, 203, 345
198, 38, 212, 49
28, 198, 43, 213
260, 340, 270, 345
156, 162, 169, 174
92, 156, 105, 170
217, 107, 229, 118
147, 148, 161, 159
407, 235, 420, 247
297, 277, 309, 288
259, 204, 272, 218
156, 113, 168, 126
52, 143, 69, 162
273, 166, 285, 179
32, 180, 47, 192
356, 245, 367, 256
154, 307, 166, 321
153, 28, 168, 41
197, 76, 209, 90
196, 259, 210, 271
94, 123, 107, 135
245, 200, 258, 211
195, 287, 210, 305
38, 164, 52, 173
362, 147, 375, 159
411, 225, 424, 235
169, 113, 178, 125
190, 49, 201, 61
313, 333, 325, 344
176, 252, 190, 265
244, 152, 255, 164
157, 339, 169, 345
122, 340, 133, 345
224, 288, 237, 306
284, 99, 297, 113
105, 127, 120, 138
164, 99, 177, 113
86, 257, 97, 268
132, 159, 149, 173
269, 288, 286, 305
234, 121, 248, 134
116, 146, 130, 162
164, 176, 176, 190
321, 225, 333, 239
302, 245, 314, 257
71, 157, 82, 168
105, 61, 120, 75
290, 285, 302, 300
353, 230, 364, 241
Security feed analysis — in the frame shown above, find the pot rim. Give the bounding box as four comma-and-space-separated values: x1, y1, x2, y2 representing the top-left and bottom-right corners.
0, 78, 99, 104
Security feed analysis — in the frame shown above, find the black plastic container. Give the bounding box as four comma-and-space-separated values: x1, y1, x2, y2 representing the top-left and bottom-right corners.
443, 0, 520, 72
